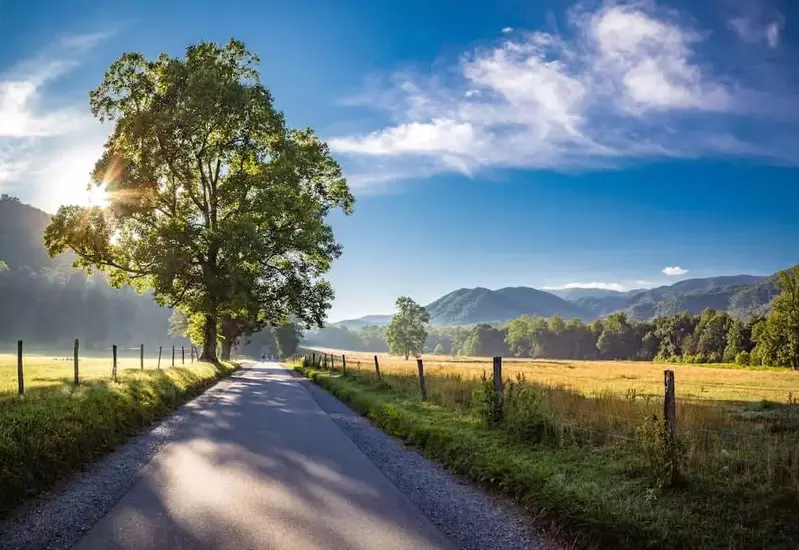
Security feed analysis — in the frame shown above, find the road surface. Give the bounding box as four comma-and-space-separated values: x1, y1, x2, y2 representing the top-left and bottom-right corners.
74, 363, 453, 550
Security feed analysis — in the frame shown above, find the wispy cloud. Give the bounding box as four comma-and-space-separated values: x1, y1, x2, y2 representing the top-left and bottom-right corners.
662, 266, 688, 276
331, 1, 797, 186
0, 32, 113, 211
728, 2, 784, 50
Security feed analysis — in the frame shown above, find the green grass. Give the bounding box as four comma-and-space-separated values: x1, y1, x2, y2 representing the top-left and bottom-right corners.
0, 359, 238, 517
295, 363, 799, 550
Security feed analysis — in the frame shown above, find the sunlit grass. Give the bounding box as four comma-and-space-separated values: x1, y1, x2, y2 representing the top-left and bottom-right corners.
0, 356, 237, 517
307, 348, 799, 403
0, 351, 196, 396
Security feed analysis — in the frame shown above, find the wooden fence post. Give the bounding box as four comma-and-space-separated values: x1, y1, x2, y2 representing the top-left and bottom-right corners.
492, 356, 504, 424
171, 345, 175, 367
331, 355, 335, 371
74, 339, 80, 386
112, 345, 118, 382
342, 354, 346, 374
417, 358, 427, 400
140, 344, 144, 371
373, 355, 381, 379
664, 370, 676, 435
182, 346, 185, 365
157, 346, 163, 370
17, 340, 24, 396
312, 353, 316, 368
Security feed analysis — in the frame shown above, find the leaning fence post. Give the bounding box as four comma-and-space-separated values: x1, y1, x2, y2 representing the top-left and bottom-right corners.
492, 356, 504, 424
74, 339, 80, 386
17, 340, 24, 395
157, 346, 163, 370
342, 354, 347, 374
182, 346, 185, 365
171, 345, 175, 367
112, 345, 118, 382
417, 358, 427, 400
664, 370, 676, 435
140, 344, 144, 370
373, 355, 381, 379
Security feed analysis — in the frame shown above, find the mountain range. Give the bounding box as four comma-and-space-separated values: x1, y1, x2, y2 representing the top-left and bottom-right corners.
335, 271, 787, 328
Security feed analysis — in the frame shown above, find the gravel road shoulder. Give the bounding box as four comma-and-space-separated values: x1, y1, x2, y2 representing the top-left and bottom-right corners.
0, 374, 240, 550
294, 369, 560, 550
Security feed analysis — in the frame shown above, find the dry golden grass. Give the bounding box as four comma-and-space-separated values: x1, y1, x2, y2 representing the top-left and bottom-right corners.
305, 348, 799, 493
308, 347, 799, 404
0, 348, 197, 396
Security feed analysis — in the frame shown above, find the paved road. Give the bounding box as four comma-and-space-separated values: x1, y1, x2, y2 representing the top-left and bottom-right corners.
75, 363, 453, 550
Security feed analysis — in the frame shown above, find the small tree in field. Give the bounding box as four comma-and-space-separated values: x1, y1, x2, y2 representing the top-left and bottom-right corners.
386, 297, 430, 360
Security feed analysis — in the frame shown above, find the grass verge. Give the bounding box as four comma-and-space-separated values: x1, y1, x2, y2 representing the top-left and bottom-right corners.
296, 364, 799, 550
0, 360, 238, 518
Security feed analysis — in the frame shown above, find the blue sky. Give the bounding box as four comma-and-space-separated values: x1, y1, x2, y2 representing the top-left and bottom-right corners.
1, 0, 797, 321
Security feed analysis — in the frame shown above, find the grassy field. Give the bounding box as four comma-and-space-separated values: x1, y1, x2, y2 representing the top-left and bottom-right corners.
307, 348, 799, 403
0, 352, 237, 517
298, 349, 799, 549
0, 348, 198, 396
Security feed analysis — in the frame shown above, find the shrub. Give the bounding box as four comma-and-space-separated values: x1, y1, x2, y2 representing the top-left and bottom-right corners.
637, 415, 686, 489
735, 351, 751, 366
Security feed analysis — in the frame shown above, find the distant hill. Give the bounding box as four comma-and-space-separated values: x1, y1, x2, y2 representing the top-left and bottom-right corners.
425, 286, 589, 325
547, 288, 639, 301
0, 197, 72, 270
0, 196, 183, 348
334, 315, 394, 329
335, 271, 787, 327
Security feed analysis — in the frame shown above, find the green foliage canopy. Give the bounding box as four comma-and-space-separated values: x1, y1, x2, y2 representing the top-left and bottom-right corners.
386, 297, 430, 359
44, 40, 353, 361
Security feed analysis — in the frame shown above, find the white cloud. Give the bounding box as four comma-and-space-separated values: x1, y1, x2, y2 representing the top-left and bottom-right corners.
0, 32, 112, 211
729, 14, 784, 48
634, 280, 656, 287
662, 266, 688, 276
502, 27, 514, 34
544, 282, 627, 291
332, 1, 796, 186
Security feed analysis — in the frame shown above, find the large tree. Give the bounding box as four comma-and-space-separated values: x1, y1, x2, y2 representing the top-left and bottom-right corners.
385, 297, 430, 359
45, 40, 353, 361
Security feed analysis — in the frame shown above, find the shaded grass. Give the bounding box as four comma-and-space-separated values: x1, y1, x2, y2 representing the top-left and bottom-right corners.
0, 360, 237, 517
296, 363, 799, 550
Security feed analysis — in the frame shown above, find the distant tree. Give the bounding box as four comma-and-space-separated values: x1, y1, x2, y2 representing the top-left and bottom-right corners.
462, 324, 509, 357
597, 312, 635, 359
757, 267, 799, 369
386, 296, 430, 359
0, 260, 8, 272
433, 343, 445, 355
506, 315, 536, 357
0, 194, 20, 203
272, 323, 302, 359
696, 310, 731, 362
723, 318, 749, 363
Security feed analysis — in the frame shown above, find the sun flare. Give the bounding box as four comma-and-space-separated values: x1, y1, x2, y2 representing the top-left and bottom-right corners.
87, 183, 110, 208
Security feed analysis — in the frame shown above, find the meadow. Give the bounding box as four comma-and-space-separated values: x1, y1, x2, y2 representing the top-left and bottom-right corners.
300, 348, 799, 549
0, 347, 198, 396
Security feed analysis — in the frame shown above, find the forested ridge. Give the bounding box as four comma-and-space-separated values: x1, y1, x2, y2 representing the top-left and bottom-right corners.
0, 195, 185, 349
307, 265, 799, 368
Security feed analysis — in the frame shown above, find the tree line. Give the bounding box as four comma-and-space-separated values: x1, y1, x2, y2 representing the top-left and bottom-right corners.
307, 267, 799, 368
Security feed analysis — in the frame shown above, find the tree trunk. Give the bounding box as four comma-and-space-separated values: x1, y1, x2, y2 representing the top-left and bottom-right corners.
200, 313, 218, 362
220, 340, 232, 362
